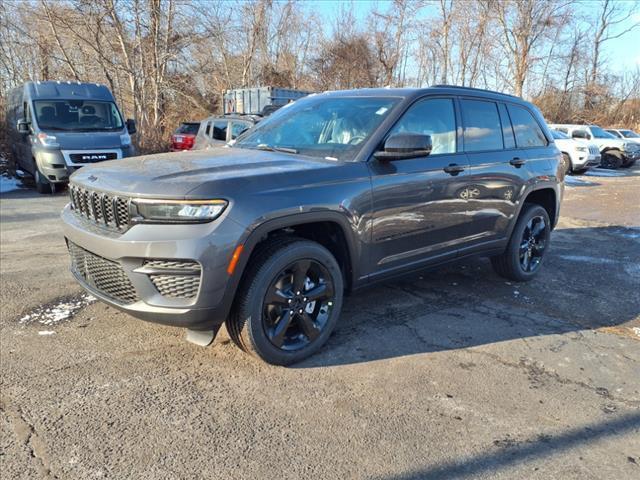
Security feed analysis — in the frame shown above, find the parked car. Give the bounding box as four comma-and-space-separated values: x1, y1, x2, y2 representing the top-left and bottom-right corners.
6, 81, 136, 193
606, 128, 640, 144
170, 122, 200, 151
548, 123, 639, 169
192, 114, 260, 150
550, 129, 600, 174
62, 85, 562, 365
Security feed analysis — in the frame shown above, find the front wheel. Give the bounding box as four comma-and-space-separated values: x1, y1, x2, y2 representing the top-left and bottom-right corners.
491, 204, 551, 282
561, 153, 571, 174
34, 169, 52, 194
601, 151, 623, 169
227, 238, 344, 365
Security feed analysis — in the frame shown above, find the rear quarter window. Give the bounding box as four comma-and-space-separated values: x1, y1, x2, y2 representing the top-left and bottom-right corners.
507, 105, 547, 148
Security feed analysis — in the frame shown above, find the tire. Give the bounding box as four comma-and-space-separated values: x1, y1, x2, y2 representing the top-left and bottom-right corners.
491, 204, 551, 282
573, 168, 588, 175
226, 237, 344, 365
601, 151, 623, 169
34, 169, 52, 194
561, 153, 571, 174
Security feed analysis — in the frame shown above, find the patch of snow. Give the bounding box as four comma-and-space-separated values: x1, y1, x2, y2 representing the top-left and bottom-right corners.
20, 294, 96, 326
616, 228, 640, 240
624, 263, 640, 280
0, 174, 25, 194
632, 327, 640, 338
38, 331, 56, 336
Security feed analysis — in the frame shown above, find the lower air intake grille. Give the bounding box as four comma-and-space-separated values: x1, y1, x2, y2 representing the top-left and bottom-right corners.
68, 241, 139, 304
144, 260, 201, 299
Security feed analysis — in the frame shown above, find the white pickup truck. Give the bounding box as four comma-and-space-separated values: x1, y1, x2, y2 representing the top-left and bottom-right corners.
548, 124, 639, 169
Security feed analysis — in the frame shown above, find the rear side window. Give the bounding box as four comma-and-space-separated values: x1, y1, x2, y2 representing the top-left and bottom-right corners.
176, 123, 199, 135
390, 98, 456, 154
212, 120, 228, 141
507, 105, 547, 147
230, 121, 251, 139
460, 99, 503, 152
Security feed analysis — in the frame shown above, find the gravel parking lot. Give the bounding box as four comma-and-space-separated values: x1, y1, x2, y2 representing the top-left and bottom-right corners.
1, 166, 639, 479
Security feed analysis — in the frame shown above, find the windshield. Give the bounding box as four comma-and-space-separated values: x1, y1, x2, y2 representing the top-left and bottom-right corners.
34, 100, 124, 132
590, 126, 615, 139
551, 130, 569, 140
621, 130, 639, 138
234, 96, 400, 161
176, 123, 199, 135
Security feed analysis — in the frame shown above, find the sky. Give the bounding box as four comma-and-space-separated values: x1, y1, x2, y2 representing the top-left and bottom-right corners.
305, 0, 640, 74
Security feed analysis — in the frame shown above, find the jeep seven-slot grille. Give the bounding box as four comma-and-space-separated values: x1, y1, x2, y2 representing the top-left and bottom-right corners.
69, 184, 130, 231
143, 260, 201, 299
67, 241, 139, 304
589, 145, 600, 155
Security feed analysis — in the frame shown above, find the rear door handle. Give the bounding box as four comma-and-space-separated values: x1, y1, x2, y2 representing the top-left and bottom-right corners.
443, 164, 465, 176
510, 157, 526, 167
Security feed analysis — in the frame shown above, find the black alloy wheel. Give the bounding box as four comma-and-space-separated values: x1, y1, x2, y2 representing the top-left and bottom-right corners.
262, 259, 335, 351
518, 215, 547, 273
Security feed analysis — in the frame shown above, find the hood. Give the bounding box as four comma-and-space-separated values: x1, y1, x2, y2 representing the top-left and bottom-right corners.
45, 130, 127, 150
70, 147, 341, 198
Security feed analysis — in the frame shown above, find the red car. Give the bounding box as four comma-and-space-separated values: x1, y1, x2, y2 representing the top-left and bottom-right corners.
170, 122, 200, 151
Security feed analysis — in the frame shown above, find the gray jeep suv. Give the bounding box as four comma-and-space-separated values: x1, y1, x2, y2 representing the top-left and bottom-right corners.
62, 86, 563, 365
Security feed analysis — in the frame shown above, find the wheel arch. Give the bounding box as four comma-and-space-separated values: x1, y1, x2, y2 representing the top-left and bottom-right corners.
521, 187, 558, 229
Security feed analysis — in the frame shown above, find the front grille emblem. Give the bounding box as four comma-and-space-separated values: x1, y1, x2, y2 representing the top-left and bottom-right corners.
88, 175, 98, 182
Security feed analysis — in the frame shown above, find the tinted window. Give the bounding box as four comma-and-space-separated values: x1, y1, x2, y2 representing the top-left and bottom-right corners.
461, 99, 503, 152
590, 126, 615, 139
555, 127, 568, 134
507, 105, 547, 147
498, 103, 515, 149
212, 120, 228, 141
621, 129, 639, 138
551, 130, 569, 139
176, 122, 199, 135
205, 122, 211, 136
390, 98, 456, 154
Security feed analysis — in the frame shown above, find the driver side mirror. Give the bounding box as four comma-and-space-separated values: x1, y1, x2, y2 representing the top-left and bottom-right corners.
126, 118, 137, 134
374, 133, 432, 161
17, 119, 30, 134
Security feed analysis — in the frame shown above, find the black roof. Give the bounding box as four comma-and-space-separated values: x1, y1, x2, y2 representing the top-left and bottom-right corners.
25, 81, 115, 101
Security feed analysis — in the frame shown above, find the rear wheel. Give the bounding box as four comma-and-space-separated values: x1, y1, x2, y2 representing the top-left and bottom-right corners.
227, 238, 344, 365
34, 169, 52, 194
601, 151, 623, 169
491, 204, 551, 282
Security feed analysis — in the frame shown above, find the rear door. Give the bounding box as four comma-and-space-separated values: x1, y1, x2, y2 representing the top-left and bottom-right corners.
459, 98, 526, 247
368, 96, 471, 277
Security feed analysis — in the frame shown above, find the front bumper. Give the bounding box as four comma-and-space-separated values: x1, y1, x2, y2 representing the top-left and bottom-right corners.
35, 146, 134, 183
61, 204, 245, 330
571, 152, 600, 169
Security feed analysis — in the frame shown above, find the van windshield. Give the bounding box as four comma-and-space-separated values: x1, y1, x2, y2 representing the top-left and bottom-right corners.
33, 100, 124, 132
233, 96, 400, 161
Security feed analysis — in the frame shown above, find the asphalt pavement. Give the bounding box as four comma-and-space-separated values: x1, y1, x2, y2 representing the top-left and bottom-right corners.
1, 165, 639, 479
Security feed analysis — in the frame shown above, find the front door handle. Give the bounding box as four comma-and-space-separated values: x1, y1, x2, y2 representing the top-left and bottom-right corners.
443, 164, 465, 176
510, 157, 526, 167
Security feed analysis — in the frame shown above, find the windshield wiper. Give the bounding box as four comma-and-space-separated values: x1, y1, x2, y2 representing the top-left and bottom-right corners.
255, 143, 298, 154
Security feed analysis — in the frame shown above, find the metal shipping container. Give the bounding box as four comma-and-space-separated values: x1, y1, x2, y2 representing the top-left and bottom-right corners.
223, 87, 312, 115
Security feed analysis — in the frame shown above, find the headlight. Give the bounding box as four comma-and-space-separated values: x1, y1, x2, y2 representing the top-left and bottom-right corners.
132, 199, 227, 223
575, 146, 587, 152
36, 133, 59, 147
120, 134, 131, 147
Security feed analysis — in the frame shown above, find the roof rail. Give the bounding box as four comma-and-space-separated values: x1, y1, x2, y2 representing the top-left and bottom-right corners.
431, 84, 519, 99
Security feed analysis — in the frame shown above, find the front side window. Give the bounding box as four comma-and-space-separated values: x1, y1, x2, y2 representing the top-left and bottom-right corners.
234, 96, 400, 161
461, 99, 503, 152
389, 98, 456, 155
231, 121, 252, 139
589, 126, 615, 139
507, 105, 547, 147
551, 130, 569, 140
33, 100, 123, 132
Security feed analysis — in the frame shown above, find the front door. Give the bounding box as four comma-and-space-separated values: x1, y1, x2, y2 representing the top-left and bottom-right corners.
367, 97, 470, 278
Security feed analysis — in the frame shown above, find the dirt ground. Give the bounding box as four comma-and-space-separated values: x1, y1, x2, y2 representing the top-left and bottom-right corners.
1, 165, 639, 479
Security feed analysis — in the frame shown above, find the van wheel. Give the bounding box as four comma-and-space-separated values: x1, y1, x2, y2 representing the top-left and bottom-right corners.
34, 169, 52, 194
226, 238, 344, 365
491, 204, 551, 282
